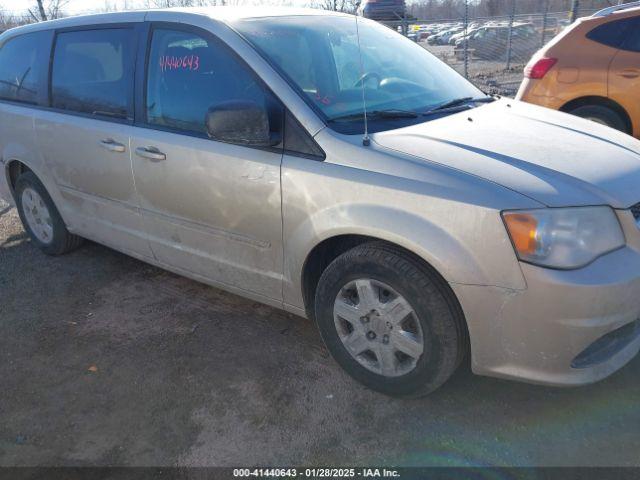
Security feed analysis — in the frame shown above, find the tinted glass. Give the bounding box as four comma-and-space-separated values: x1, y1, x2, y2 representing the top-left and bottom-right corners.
0, 31, 48, 104
622, 18, 640, 52
586, 19, 632, 49
234, 16, 484, 133
283, 111, 324, 159
51, 28, 135, 119
146, 28, 274, 136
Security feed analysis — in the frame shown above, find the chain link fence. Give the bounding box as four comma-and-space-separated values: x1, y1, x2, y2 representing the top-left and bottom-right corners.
384, 4, 603, 96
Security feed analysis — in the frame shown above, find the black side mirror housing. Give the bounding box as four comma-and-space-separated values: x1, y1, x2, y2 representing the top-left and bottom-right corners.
205, 100, 280, 147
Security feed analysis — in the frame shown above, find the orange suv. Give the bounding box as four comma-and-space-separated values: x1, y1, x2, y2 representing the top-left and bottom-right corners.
517, 3, 640, 138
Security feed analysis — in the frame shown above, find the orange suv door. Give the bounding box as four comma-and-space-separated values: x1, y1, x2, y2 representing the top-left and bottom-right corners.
608, 17, 640, 137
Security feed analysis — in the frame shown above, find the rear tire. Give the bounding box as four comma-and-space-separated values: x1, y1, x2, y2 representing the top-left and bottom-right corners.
15, 171, 83, 255
568, 105, 628, 133
314, 242, 467, 397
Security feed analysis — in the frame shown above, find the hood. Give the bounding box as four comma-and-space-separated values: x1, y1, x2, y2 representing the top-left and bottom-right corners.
371, 99, 640, 208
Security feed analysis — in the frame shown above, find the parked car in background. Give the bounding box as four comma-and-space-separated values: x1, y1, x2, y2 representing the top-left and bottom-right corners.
417, 25, 430, 41
456, 23, 538, 61
448, 27, 479, 46
357, 0, 406, 21
2, 8, 640, 398
517, 3, 640, 138
408, 24, 429, 42
428, 26, 464, 45
449, 23, 480, 46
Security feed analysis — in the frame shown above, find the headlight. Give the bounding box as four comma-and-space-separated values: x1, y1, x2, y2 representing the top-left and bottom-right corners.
502, 206, 625, 269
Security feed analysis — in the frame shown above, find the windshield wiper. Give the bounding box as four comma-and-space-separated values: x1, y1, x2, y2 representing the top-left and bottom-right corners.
328, 109, 418, 122
422, 96, 495, 116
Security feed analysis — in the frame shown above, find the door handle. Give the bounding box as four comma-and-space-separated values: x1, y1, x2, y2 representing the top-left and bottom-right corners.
99, 139, 126, 153
618, 69, 640, 79
135, 146, 166, 162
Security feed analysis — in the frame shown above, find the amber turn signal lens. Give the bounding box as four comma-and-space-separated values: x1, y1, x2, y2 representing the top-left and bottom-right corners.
503, 213, 538, 255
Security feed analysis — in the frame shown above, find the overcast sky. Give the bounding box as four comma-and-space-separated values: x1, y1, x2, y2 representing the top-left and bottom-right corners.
1, 0, 174, 15
0, 0, 309, 15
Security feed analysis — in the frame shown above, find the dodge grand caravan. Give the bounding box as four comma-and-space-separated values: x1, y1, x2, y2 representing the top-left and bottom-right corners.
1, 8, 640, 397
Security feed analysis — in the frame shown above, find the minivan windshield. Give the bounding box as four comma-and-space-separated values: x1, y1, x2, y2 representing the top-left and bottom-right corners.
233, 15, 487, 134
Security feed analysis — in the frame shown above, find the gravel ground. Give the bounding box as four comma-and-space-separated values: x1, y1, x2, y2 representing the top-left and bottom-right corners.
1, 199, 639, 467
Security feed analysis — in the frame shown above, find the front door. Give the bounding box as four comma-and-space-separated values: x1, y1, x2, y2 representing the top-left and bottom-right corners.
131, 25, 285, 301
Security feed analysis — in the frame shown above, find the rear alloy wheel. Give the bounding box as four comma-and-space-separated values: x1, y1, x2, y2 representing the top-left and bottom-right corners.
15, 171, 83, 255
568, 105, 628, 133
20, 186, 54, 245
314, 242, 467, 397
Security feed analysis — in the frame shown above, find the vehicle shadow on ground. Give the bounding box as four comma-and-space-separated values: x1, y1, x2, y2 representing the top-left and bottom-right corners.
1, 218, 638, 468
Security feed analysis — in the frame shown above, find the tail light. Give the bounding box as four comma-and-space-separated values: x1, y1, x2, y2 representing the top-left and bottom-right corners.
524, 57, 557, 79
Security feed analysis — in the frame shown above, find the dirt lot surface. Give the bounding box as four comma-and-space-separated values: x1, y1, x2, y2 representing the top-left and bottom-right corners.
1, 199, 640, 467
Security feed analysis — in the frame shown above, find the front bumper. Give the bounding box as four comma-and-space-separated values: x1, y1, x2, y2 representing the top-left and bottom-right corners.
451, 212, 640, 386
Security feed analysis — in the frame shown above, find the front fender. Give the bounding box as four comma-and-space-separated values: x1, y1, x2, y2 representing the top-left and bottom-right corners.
282, 201, 527, 311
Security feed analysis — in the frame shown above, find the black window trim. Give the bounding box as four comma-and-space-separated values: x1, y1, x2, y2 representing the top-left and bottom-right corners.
136, 21, 325, 160
45, 22, 141, 126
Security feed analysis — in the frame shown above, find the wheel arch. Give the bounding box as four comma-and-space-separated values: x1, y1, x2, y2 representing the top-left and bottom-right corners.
5, 159, 33, 197
2, 156, 72, 228
560, 95, 633, 134
301, 233, 466, 321
301, 234, 472, 369
289, 203, 525, 321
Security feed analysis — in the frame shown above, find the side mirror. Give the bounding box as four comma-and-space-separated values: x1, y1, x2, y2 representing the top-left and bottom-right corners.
205, 100, 280, 147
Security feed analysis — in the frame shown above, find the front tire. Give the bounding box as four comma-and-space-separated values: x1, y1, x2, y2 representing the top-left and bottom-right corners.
15, 171, 83, 255
314, 242, 467, 397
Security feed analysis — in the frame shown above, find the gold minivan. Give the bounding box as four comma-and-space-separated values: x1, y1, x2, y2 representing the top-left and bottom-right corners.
1, 8, 640, 396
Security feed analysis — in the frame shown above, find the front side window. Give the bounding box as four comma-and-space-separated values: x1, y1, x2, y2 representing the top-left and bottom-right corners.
51, 28, 135, 119
233, 16, 484, 133
0, 31, 48, 104
146, 28, 275, 137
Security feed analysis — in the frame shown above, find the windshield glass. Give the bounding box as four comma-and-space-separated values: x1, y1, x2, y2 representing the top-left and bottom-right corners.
232, 15, 486, 133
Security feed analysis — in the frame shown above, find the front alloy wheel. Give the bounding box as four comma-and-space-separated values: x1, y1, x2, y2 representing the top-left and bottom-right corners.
314, 242, 467, 397
334, 279, 424, 377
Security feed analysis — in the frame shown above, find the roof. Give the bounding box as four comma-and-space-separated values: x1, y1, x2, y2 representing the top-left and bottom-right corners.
0, 6, 351, 38
3, 6, 351, 38
593, 2, 640, 17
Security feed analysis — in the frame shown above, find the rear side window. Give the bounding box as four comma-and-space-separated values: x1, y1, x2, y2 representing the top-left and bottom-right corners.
586, 18, 635, 49
0, 31, 48, 104
51, 28, 135, 119
146, 28, 278, 137
621, 18, 640, 52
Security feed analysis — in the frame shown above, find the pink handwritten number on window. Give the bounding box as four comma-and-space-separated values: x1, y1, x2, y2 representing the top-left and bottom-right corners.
159, 55, 200, 72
